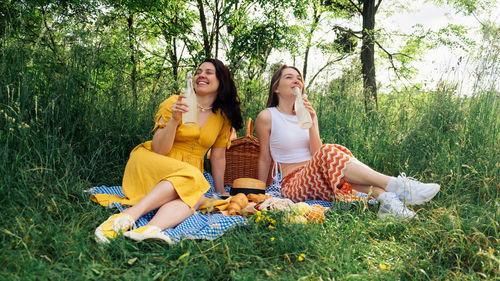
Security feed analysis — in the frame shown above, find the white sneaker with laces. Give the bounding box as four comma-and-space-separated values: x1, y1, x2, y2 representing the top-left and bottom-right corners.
386, 173, 440, 205
377, 192, 416, 219
124, 225, 173, 244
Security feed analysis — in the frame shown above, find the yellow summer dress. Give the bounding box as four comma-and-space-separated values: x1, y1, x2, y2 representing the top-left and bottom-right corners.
92, 95, 232, 208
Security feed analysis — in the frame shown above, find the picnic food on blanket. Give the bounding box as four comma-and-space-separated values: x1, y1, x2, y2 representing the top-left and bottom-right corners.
239, 202, 258, 216
198, 198, 230, 214
292, 202, 311, 216
230, 178, 266, 195
228, 193, 249, 215
307, 204, 326, 223
286, 213, 308, 224
247, 193, 271, 203
258, 197, 295, 211
287, 203, 326, 224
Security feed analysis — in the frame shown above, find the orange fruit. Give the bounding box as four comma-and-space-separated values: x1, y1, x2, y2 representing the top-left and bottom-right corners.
306, 204, 326, 223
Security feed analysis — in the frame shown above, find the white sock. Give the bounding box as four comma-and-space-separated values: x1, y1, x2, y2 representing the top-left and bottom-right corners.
385, 177, 398, 193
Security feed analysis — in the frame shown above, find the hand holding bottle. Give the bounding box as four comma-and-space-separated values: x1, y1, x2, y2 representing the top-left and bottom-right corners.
293, 87, 313, 129
182, 73, 198, 126
171, 95, 188, 123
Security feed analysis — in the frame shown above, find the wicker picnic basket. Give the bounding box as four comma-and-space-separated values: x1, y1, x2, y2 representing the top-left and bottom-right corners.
224, 118, 273, 187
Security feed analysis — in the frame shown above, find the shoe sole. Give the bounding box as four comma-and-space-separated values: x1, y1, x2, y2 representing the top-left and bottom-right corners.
378, 208, 416, 220
124, 231, 173, 244
378, 213, 417, 220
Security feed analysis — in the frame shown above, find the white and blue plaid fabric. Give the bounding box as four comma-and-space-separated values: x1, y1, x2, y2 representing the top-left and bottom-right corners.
88, 171, 375, 243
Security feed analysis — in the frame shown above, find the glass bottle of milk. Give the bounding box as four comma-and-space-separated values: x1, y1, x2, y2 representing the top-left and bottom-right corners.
293, 87, 312, 129
182, 73, 197, 126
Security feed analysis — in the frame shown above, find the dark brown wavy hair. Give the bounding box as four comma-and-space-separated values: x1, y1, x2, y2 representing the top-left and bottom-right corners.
201, 58, 243, 131
266, 65, 304, 107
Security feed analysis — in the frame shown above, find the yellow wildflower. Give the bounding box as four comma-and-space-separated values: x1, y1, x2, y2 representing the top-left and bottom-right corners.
380, 264, 387, 270
298, 253, 306, 261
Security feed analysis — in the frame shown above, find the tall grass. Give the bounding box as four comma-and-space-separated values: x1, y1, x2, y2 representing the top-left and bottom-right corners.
1, 27, 499, 281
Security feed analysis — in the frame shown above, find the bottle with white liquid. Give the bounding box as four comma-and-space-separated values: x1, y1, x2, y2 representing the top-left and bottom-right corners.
293, 87, 312, 129
182, 73, 197, 126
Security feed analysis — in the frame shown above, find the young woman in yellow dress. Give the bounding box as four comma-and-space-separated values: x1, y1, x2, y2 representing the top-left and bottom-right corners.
95, 59, 243, 243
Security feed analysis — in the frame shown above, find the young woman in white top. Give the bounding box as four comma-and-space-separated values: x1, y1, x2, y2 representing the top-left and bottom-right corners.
255, 65, 440, 219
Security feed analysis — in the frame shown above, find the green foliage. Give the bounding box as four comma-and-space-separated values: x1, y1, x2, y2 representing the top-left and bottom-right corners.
224, 0, 297, 81
431, 0, 497, 14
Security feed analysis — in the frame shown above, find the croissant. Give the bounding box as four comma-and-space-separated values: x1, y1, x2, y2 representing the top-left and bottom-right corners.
227, 193, 249, 215
247, 193, 271, 204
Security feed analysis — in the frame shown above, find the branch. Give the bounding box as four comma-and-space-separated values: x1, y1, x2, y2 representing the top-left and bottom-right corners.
375, 0, 383, 12
374, 40, 412, 80
40, 6, 58, 57
306, 54, 349, 90
332, 25, 362, 39
347, 0, 362, 14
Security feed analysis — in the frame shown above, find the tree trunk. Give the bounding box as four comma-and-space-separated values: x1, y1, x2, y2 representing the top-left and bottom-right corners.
196, 0, 212, 57
169, 37, 179, 94
127, 13, 137, 105
361, 0, 377, 114
215, 0, 220, 59
303, 2, 321, 83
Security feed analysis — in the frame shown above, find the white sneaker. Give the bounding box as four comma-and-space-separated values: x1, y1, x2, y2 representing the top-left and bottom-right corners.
124, 225, 173, 244
387, 173, 440, 205
95, 213, 135, 243
377, 192, 416, 219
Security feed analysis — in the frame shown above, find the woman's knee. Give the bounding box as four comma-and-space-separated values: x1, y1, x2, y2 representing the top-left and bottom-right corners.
157, 180, 174, 190
154, 180, 180, 201
317, 144, 352, 158
316, 144, 336, 158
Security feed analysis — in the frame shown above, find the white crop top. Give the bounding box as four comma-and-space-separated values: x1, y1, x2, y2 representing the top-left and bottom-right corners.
268, 107, 312, 164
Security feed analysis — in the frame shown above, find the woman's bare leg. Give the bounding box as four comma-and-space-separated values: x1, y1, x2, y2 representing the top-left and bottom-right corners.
148, 197, 206, 230
342, 159, 392, 190
349, 183, 385, 198
122, 180, 179, 220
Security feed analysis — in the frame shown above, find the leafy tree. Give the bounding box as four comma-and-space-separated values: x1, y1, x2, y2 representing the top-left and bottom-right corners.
293, 0, 357, 89
321, 0, 494, 114
223, 0, 296, 81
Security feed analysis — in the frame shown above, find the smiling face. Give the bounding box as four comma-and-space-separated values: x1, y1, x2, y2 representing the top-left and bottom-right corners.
274, 67, 304, 98
194, 62, 220, 96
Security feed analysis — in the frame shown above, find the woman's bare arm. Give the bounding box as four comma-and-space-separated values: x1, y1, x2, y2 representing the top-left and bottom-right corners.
255, 110, 272, 182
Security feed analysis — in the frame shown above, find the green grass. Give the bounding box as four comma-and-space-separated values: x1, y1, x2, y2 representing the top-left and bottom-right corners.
1, 85, 498, 280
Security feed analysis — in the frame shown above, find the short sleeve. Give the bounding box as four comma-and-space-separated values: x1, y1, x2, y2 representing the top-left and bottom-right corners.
153, 95, 177, 131
213, 114, 232, 149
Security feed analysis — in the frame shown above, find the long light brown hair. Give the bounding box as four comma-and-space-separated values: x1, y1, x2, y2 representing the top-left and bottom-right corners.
266, 65, 304, 107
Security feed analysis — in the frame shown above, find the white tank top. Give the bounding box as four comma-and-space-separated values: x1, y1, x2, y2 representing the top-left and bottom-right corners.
268, 107, 312, 164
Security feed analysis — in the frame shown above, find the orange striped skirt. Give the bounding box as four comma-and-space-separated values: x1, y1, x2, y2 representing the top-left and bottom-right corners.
280, 144, 356, 202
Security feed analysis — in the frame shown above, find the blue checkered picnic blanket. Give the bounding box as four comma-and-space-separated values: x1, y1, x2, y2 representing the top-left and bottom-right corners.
88, 172, 375, 243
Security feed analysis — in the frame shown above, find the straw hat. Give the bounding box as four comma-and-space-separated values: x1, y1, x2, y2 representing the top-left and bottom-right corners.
230, 178, 266, 195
